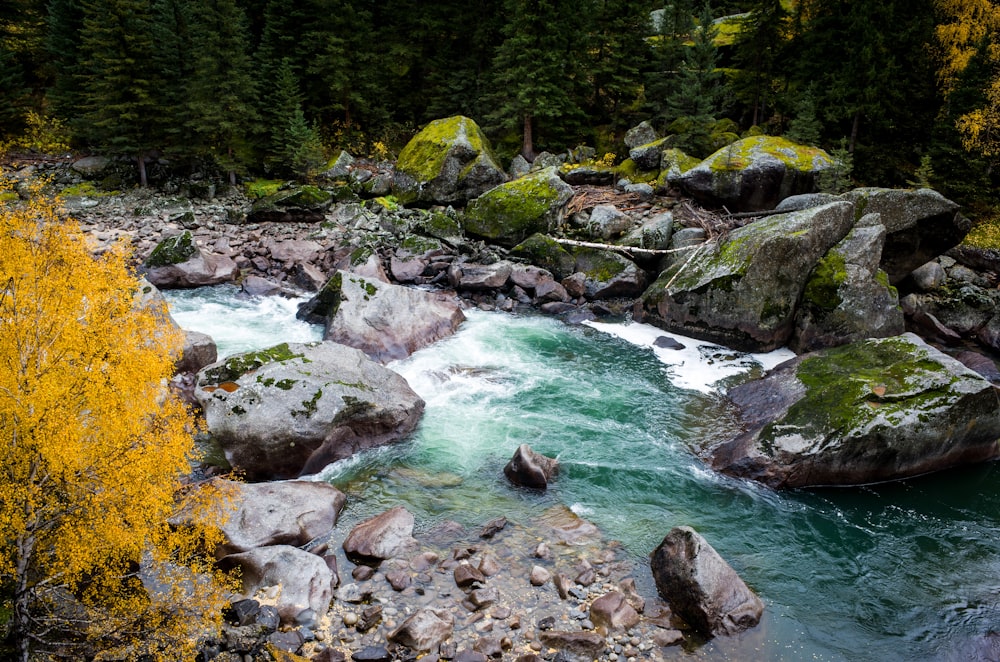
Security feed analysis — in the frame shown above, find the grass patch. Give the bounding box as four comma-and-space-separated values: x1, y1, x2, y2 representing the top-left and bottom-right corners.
245, 178, 285, 199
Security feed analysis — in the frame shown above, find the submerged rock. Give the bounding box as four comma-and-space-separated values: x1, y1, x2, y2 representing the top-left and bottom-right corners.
650, 526, 763, 637
195, 342, 424, 480
709, 333, 1000, 488
503, 444, 559, 489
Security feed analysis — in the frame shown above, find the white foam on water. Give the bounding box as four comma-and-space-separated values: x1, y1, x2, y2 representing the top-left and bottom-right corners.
583, 319, 795, 394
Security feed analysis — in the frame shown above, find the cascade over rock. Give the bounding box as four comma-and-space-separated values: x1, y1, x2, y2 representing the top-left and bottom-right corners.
194, 342, 424, 480
709, 333, 1000, 488
669, 135, 834, 212
391, 116, 507, 206
638, 201, 855, 352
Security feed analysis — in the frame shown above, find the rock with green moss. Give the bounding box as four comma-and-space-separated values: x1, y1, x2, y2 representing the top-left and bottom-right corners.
708, 333, 1000, 487
629, 137, 671, 171
791, 213, 904, 352
510, 233, 577, 280
305, 270, 466, 363
621, 212, 674, 251
195, 341, 425, 480
246, 185, 332, 223
638, 201, 855, 352
392, 116, 507, 206
464, 167, 573, 247
840, 187, 969, 282
670, 135, 834, 212
572, 247, 648, 300
143, 231, 238, 288
656, 149, 701, 191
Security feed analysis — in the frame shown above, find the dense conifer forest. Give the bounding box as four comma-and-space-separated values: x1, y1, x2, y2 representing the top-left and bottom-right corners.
0, 0, 997, 219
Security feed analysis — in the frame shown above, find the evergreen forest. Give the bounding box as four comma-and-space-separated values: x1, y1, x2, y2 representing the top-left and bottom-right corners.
1, 0, 998, 220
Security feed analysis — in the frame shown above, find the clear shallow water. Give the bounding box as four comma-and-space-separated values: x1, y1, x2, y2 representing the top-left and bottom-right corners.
165, 288, 1000, 661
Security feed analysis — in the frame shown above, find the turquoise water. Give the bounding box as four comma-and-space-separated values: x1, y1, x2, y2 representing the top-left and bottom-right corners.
164, 289, 1000, 661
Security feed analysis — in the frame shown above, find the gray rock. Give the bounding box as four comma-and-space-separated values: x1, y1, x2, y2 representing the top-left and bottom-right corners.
388, 608, 455, 652
640, 202, 855, 351
316, 270, 465, 363
503, 444, 559, 489
537, 631, 605, 659
221, 545, 333, 624
911, 260, 947, 291
710, 333, 1000, 487
71, 155, 111, 177
588, 205, 632, 240
650, 526, 763, 637
320, 150, 355, 180
624, 121, 658, 149
840, 187, 969, 282
791, 214, 904, 352
629, 138, 669, 171
143, 231, 238, 288
670, 136, 834, 212
448, 261, 514, 291
246, 186, 332, 223
392, 116, 507, 206
207, 479, 346, 557
343, 506, 418, 563
529, 566, 551, 586
241, 275, 282, 297
177, 329, 217, 374
195, 342, 424, 480
589, 591, 640, 631
621, 211, 674, 250
573, 248, 648, 300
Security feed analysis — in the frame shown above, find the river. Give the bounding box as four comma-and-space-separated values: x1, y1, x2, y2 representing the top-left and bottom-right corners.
165, 285, 1000, 661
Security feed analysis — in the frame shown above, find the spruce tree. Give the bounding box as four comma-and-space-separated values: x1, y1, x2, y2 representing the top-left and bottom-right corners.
44, 0, 86, 127
184, 0, 258, 183
645, 0, 697, 130
487, 0, 590, 160
587, 0, 655, 131
731, 0, 788, 128
76, 0, 163, 185
0, 46, 26, 140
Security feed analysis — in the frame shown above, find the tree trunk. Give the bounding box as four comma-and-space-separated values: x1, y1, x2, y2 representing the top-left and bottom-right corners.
521, 112, 536, 162
849, 109, 861, 153
137, 152, 148, 187
14, 533, 35, 662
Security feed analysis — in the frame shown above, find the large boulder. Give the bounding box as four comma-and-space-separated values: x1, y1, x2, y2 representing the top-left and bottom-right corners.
195, 342, 424, 480
298, 270, 465, 363
142, 231, 238, 288
708, 333, 1000, 488
246, 185, 332, 223
650, 526, 763, 638
342, 506, 418, 563
840, 188, 970, 282
212, 479, 346, 557
669, 136, 834, 212
220, 545, 333, 624
638, 201, 855, 352
464, 167, 573, 247
790, 213, 905, 353
392, 116, 507, 206
571, 247, 648, 300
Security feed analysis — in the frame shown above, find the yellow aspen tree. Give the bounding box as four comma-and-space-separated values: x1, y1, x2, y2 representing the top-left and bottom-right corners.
0, 179, 233, 661
935, 0, 1000, 157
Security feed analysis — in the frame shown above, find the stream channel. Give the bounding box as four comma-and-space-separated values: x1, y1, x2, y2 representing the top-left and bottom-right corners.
165, 284, 1000, 661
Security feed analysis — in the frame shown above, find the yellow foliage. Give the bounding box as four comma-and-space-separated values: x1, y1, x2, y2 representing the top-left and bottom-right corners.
935, 0, 1000, 158
0, 177, 234, 660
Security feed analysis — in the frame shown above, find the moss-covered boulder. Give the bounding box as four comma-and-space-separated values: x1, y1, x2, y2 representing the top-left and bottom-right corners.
142, 231, 238, 288
708, 333, 1000, 487
510, 233, 577, 280
572, 247, 648, 300
464, 167, 573, 247
392, 116, 507, 206
840, 187, 970, 283
246, 185, 333, 223
656, 149, 701, 191
629, 137, 670, 171
638, 201, 855, 352
670, 136, 834, 212
195, 341, 425, 480
791, 213, 904, 352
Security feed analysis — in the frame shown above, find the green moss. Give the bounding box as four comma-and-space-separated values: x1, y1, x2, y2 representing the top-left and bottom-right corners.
510, 233, 577, 279
145, 231, 197, 267
396, 116, 496, 184
245, 178, 284, 199
275, 379, 296, 390
293, 389, 323, 418
572, 247, 626, 282
374, 195, 400, 211
419, 211, 463, 240
400, 234, 442, 255
962, 215, 1000, 249
60, 181, 118, 197
348, 275, 378, 297
202, 343, 305, 383
615, 158, 658, 184
803, 251, 848, 310
349, 246, 373, 267
282, 185, 330, 206
464, 168, 566, 244
707, 136, 833, 173
759, 337, 958, 447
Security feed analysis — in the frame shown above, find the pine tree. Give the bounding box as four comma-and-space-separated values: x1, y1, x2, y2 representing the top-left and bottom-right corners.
645, 0, 696, 129
731, 0, 788, 128
587, 0, 654, 131
784, 89, 822, 146
76, 0, 164, 186
184, 0, 259, 183
43, 0, 86, 127
487, 0, 590, 160
0, 46, 26, 140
